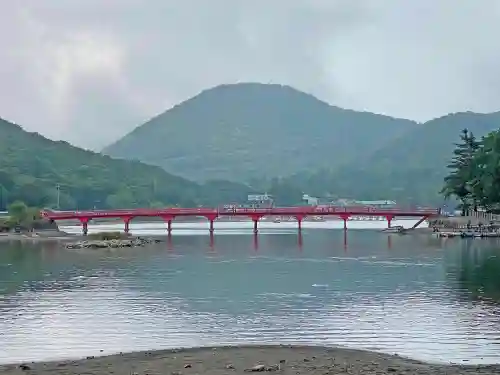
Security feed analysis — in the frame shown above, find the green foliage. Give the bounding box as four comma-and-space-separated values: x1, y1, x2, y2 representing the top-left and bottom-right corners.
441, 129, 480, 212
104, 83, 417, 182
442, 129, 500, 212
467, 131, 500, 211
88, 231, 125, 240
7, 200, 28, 224
104, 83, 500, 206
267, 177, 304, 206
0, 200, 47, 230
271, 112, 500, 206
0, 117, 253, 209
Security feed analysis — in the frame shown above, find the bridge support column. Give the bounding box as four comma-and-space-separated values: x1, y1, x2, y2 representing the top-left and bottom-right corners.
386, 215, 394, 228
412, 216, 428, 229
296, 215, 304, 232
205, 214, 218, 234
249, 214, 263, 234
161, 215, 175, 234
79, 217, 90, 236
122, 217, 132, 234
340, 214, 350, 231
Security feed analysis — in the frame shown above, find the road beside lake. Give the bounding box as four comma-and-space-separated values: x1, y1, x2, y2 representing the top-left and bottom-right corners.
1, 346, 499, 375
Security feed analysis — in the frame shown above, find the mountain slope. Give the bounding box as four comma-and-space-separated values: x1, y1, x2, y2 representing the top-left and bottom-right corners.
0, 118, 250, 210
288, 111, 500, 205
104, 83, 417, 182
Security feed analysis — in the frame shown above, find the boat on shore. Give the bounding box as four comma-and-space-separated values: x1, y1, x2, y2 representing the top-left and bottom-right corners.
381, 225, 407, 234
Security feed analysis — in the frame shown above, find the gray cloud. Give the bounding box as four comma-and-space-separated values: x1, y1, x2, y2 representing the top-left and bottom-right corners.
1, 0, 499, 149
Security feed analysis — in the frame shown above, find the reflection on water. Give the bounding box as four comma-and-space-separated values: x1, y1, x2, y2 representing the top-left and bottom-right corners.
445, 239, 500, 303
1, 225, 500, 365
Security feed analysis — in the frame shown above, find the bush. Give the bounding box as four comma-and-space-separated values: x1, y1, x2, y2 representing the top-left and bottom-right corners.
88, 231, 126, 240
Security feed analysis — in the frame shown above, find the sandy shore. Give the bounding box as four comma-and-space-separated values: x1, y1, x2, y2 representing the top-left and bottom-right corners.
1, 346, 499, 375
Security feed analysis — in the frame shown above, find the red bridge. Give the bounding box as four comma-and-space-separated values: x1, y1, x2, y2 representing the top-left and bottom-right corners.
40, 206, 441, 235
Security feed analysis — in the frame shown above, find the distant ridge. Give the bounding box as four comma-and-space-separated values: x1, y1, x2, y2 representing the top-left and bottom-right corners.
104, 83, 417, 182
0, 116, 251, 209
284, 111, 500, 204
103, 82, 500, 205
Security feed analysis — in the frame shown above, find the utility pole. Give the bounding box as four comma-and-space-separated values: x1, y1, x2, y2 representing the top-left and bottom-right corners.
56, 184, 60, 210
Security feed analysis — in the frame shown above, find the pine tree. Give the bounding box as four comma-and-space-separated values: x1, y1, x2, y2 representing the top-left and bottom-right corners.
468, 131, 500, 211
442, 129, 480, 215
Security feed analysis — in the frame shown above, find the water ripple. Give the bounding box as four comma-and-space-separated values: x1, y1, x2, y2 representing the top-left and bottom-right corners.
1, 226, 500, 365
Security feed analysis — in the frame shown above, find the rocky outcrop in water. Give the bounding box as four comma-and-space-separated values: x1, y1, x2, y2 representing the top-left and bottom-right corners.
66, 237, 161, 249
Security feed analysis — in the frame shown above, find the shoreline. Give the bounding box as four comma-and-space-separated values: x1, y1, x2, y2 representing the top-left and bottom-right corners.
0, 231, 79, 242
0, 227, 434, 245
0, 217, 434, 245
1, 345, 498, 375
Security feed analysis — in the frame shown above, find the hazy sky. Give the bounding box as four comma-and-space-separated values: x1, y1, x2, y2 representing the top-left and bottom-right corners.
2, 0, 500, 149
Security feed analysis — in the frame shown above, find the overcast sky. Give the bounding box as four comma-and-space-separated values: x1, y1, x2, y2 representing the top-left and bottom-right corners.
1, 0, 500, 149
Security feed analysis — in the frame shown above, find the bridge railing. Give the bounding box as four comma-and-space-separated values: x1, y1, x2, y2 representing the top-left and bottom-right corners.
40, 205, 440, 219
41, 207, 219, 218
217, 206, 440, 215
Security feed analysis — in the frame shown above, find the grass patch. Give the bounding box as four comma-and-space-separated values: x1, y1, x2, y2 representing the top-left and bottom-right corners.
87, 231, 128, 240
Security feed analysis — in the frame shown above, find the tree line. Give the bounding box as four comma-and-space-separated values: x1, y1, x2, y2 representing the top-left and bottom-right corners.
442, 128, 500, 214
0, 200, 43, 231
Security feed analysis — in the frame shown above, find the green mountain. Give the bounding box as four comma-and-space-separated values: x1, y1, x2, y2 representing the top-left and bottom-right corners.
0, 118, 251, 210
104, 83, 500, 206
104, 83, 417, 182
285, 111, 500, 205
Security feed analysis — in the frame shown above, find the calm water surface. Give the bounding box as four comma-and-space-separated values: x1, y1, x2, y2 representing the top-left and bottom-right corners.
1, 221, 500, 365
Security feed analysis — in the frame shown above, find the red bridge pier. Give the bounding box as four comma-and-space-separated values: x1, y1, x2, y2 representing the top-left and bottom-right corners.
386, 215, 394, 228
79, 217, 90, 235
161, 215, 175, 234
296, 215, 304, 232
250, 215, 263, 234
122, 216, 133, 234
339, 214, 350, 231
205, 214, 218, 234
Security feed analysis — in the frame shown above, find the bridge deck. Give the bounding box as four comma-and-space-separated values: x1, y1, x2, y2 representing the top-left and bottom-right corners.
41, 206, 440, 221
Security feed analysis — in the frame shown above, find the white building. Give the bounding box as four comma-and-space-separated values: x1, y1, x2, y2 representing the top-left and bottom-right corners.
302, 194, 319, 205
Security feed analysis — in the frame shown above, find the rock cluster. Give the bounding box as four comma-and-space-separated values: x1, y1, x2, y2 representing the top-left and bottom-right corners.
66, 237, 161, 249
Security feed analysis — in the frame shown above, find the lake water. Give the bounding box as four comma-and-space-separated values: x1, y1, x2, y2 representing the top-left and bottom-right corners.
1, 220, 500, 365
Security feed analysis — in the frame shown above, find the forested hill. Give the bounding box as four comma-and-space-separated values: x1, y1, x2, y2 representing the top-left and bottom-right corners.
104, 83, 417, 181
283, 111, 500, 205
0, 118, 251, 210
